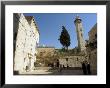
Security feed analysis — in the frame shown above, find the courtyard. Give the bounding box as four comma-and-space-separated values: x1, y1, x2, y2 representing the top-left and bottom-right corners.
13, 13, 97, 75
19, 67, 96, 75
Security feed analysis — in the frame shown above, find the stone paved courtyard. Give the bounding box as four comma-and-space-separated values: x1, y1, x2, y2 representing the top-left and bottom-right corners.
19, 67, 96, 75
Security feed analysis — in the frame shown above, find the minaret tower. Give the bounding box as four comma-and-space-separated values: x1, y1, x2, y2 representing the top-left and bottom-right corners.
74, 16, 86, 52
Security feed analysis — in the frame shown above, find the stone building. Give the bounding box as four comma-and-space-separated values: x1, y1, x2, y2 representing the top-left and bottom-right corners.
86, 23, 97, 74
35, 46, 55, 66
36, 47, 85, 68
14, 13, 39, 73
74, 16, 86, 52
88, 24, 97, 44
36, 46, 55, 57
59, 55, 85, 68
55, 16, 87, 68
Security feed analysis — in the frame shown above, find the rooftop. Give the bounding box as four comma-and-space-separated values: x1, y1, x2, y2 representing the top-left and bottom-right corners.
74, 16, 82, 23
37, 46, 55, 48
88, 23, 97, 34
25, 16, 33, 22
25, 16, 40, 34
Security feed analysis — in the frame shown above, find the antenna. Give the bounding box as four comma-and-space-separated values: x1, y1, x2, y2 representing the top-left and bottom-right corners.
74, 14, 79, 20
76, 14, 78, 17
76, 14, 79, 19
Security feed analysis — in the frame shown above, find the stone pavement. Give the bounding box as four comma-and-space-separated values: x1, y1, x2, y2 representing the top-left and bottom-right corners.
19, 67, 96, 75
19, 69, 83, 75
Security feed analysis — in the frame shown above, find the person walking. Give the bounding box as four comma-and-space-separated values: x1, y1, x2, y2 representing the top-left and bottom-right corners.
59, 64, 62, 72
82, 61, 87, 75
87, 62, 91, 75
56, 59, 59, 68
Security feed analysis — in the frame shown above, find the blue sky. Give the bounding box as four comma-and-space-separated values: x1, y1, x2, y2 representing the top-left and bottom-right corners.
24, 13, 97, 49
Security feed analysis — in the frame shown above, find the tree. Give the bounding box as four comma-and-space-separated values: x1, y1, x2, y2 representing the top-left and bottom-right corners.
58, 26, 71, 50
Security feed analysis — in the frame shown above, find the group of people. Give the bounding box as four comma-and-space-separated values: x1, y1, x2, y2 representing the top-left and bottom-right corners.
82, 61, 91, 75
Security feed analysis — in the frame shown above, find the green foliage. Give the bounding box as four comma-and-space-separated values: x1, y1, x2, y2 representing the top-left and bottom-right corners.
59, 26, 71, 50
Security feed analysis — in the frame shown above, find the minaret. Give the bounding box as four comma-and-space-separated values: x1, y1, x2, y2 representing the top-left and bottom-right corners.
74, 16, 86, 52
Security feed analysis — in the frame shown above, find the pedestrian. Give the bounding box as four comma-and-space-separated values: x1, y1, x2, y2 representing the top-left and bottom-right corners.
82, 61, 87, 75
53, 62, 56, 69
56, 59, 59, 68
87, 62, 91, 75
26, 65, 29, 72
63, 65, 65, 69
59, 64, 62, 72
67, 64, 69, 69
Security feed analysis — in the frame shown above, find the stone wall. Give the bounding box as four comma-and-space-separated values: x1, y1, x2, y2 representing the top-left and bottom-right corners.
87, 23, 97, 74
14, 13, 39, 72
89, 49, 97, 74
37, 47, 55, 57
88, 23, 97, 43
59, 55, 85, 67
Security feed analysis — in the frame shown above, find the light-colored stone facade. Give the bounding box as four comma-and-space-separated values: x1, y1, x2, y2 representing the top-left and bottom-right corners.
59, 55, 85, 67
36, 46, 55, 57
36, 47, 85, 68
35, 46, 56, 66
14, 13, 39, 73
74, 16, 86, 52
89, 49, 97, 72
